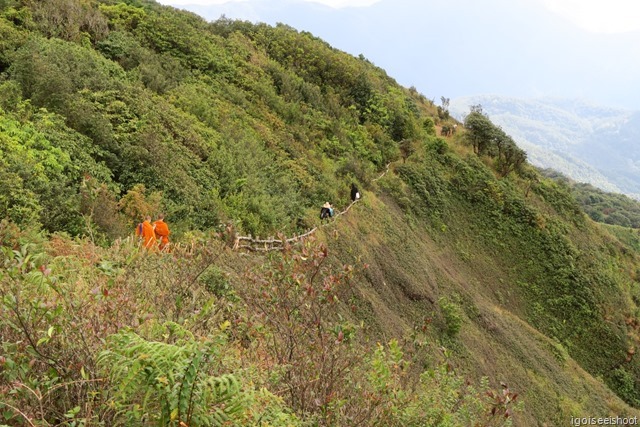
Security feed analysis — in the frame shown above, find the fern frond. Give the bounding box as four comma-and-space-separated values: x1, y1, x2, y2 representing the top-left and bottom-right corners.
97, 325, 246, 426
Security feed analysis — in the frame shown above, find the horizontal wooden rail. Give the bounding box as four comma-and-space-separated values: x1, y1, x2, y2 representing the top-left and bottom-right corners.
233, 163, 392, 252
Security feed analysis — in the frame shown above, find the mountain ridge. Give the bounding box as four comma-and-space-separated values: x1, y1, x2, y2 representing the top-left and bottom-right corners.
162, 0, 640, 111
451, 94, 640, 199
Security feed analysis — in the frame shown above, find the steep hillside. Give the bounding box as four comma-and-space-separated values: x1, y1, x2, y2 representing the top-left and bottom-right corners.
0, 0, 431, 239
1, 1, 640, 426
322, 186, 640, 425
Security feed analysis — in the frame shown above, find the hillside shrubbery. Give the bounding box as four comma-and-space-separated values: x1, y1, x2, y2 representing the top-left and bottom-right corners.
0, 227, 519, 426
1, 0, 640, 423
542, 169, 640, 228
384, 132, 640, 406
0, 0, 431, 238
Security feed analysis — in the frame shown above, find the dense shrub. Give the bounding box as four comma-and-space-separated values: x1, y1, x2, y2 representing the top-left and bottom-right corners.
0, 230, 519, 426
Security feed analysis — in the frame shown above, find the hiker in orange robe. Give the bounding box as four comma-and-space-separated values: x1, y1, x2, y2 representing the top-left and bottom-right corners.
135, 215, 157, 250
153, 214, 170, 251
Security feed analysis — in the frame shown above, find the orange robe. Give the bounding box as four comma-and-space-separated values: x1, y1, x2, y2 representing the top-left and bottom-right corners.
135, 220, 157, 249
153, 219, 170, 249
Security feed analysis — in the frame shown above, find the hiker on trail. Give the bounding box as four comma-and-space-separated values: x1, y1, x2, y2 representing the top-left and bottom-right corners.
135, 215, 157, 250
320, 202, 334, 220
153, 213, 170, 250
350, 183, 361, 202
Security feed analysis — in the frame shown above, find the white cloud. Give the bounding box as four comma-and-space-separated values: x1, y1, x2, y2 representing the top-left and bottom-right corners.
157, 0, 380, 8
540, 0, 640, 33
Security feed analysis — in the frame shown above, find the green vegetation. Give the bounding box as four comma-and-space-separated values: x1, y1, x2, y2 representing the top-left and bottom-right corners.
98, 327, 245, 426
0, 233, 518, 426
1, 0, 433, 239
390, 135, 640, 407
1, 0, 640, 425
543, 169, 640, 228
463, 105, 527, 177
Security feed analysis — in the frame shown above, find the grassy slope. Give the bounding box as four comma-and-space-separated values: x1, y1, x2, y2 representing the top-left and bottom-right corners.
314, 178, 640, 425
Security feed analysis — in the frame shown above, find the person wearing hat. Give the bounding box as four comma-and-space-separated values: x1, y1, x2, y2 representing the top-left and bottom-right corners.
320, 202, 333, 220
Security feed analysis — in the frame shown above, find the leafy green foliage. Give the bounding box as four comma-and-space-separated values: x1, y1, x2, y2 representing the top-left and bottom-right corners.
28, 0, 109, 43
10, 36, 124, 110
543, 169, 640, 228
0, 16, 27, 71
364, 340, 520, 426
439, 297, 463, 339
0, 232, 308, 425
0, 107, 112, 234
98, 325, 244, 426
99, 2, 145, 32
464, 109, 526, 176
240, 238, 361, 423
0, 228, 519, 426
0, 0, 435, 237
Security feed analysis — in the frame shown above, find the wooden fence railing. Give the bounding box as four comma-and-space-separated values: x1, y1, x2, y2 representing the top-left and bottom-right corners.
232, 163, 392, 252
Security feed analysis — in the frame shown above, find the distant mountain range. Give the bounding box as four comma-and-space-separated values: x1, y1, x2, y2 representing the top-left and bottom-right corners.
450, 96, 640, 199
163, 0, 640, 111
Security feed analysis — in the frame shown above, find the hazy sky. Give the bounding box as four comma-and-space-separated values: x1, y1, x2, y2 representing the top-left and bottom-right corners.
156, 0, 640, 110
158, 0, 640, 34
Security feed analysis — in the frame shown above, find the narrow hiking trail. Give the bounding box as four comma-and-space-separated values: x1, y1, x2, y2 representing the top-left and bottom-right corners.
233, 163, 392, 252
